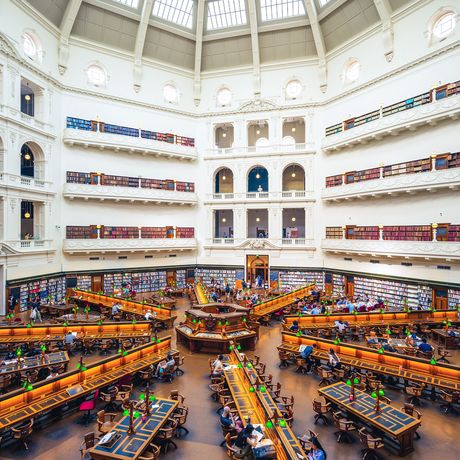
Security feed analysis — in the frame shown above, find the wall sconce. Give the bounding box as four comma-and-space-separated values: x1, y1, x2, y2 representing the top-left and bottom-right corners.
256, 217, 260, 222
222, 218, 227, 223
291, 217, 296, 222
291, 127, 296, 132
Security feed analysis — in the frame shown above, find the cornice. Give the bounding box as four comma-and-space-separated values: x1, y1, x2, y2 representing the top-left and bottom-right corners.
12, 0, 60, 38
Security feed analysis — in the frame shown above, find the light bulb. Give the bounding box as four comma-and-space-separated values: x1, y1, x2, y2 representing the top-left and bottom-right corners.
24, 153, 31, 160
222, 218, 226, 223
24, 212, 31, 219
256, 173, 260, 179
256, 217, 260, 222
222, 132, 227, 138
291, 172, 296, 178
291, 127, 296, 132
291, 217, 296, 222
222, 175, 226, 181
25, 95, 31, 101
256, 129, 260, 135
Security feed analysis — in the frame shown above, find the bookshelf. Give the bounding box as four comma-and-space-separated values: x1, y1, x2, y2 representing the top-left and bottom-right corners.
66, 171, 92, 184
418, 285, 432, 309
176, 270, 186, 288
325, 174, 343, 188
346, 226, 379, 240
435, 152, 460, 170
332, 274, 345, 297
77, 275, 92, 290
175, 181, 195, 192
383, 158, 431, 177
140, 130, 174, 143
448, 289, 460, 309
102, 175, 139, 188
103, 273, 114, 294
279, 271, 324, 290
19, 284, 29, 311
195, 268, 237, 286
447, 225, 460, 242
66, 117, 94, 131
141, 227, 166, 239
382, 92, 431, 117
325, 227, 343, 239
325, 123, 342, 137
354, 276, 418, 309
66, 226, 96, 239
435, 81, 460, 100
103, 226, 139, 239
383, 225, 432, 241
99, 122, 139, 137
345, 168, 380, 184
176, 227, 195, 238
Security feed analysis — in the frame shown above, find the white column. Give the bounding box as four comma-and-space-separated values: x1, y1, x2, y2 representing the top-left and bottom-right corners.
306, 110, 314, 144
6, 198, 20, 240
0, 264, 5, 316
305, 206, 314, 239
6, 65, 20, 114
234, 207, 246, 240
268, 207, 281, 240
269, 114, 281, 145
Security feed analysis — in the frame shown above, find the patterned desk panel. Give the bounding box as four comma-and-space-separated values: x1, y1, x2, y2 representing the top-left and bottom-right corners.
319, 382, 420, 436
0, 351, 68, 376
89, 398, 177, 460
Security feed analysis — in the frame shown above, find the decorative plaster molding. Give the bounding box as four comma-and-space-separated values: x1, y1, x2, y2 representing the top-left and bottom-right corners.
2, 239, 55, 255
0, 173, 55, 196
322, 167, 460, 201
204, 238, 316, 251
321, 239, 460, 260
63, 183, 197, 205
204, 191, 315, 205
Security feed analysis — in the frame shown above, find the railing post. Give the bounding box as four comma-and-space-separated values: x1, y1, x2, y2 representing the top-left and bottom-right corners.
379, 164, 384, 179
379, 225, 384, 241
432, 223, 438, 241
138, 226, 142, 239
341, 225, 346, 239
431, 155, 437, 171
379, 104, 383, 118
96, 225, 101, 239
138, 176, 142, 188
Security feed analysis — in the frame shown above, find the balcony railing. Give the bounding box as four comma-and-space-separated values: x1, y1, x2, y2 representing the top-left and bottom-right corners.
205, 142, 315, 158
206, 190, 313, 203
0, 173, 53, 194
66, 225, 195, 240
1, 239, 54, 253
206, 238, 315, 250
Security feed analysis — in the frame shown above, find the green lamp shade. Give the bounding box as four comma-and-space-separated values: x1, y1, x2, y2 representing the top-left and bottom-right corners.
371, 391, 377, 398
278, 419, 286, 427
139, 393, 145, 400
237, 363, 243, 368
266, 420, 273, 428
229, 345, 233, 351
378, 389, 385, 396
26, 384, 33, 391
259, 386, 266, 392
353, 377, 360, 384
378, 348, 384, 354
118, 349, 122, 354
133, 411, 141, 419
249, 387, 255, 393
296, 332, 301, 337
237, 345, 242, 350
346, 379, 351, 386
430, 358, 437, 365
246, 362, 252, 368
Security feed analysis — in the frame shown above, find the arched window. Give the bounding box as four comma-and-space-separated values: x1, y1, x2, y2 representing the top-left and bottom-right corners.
433, 11, 457, 38
216, 87, 232, 107
21, 144, 35, 177
285, 79, 302, 99
214, 168, 234, 194
343, 58, 360, 84
248, 166, 269, 192
21, 200, 35, 240
22, 31, 42, 63
282, 164, 305, 191
86, 63, 107, 87
163, 83, 179, 103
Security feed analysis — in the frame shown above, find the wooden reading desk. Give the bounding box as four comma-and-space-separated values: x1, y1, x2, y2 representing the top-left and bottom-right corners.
277, 332, 460, 393
224, 347, 307, 460
89, 398, 178, 460
0, 336, 175, 432
431, 328, 460, 349
319, 382, 420, 456
72, 290, 176, 327
0, 322, 152, 346
0, 351, 69, 377
194, 282, 210, 304
283, 310, 459, 330
56, 313, 102, 323
251, 284, 315, 320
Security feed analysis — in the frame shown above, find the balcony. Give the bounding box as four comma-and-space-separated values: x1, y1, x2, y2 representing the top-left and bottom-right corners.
63, 183, 197, 205
0, 173, 55, 196
322, 238, 460, 261
204, 142, 316, 160
205, 191, 315, 204
0, 104, 54, 136
62, 237, 197, 254
204, 238, 316, 251
63, 128, 197, 161
322, 90, 460, 152
1, 239, 55, 254
322, 165, 460, 202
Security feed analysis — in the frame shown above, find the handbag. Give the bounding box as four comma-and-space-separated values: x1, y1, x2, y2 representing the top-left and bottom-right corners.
253, 439, 276, 459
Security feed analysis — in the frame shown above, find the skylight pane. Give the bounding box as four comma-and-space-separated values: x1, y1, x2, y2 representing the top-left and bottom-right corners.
260, 0, 306, 22
152, 0, 194, 29
112, 0, 139, 8
207, 0, 247, 30
318, 0, 332, 6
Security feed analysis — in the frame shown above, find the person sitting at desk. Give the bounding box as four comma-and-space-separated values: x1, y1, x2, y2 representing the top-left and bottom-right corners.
418, 338, 433, 353
220, 406, 243, 433
334, 320, 347, 337
327, 348, 341, 370
155, 353, 175, 377
212, 354, 225, 377
65, 331, 75, 346
310, 305, 321, 315
307, 435, 327, 460
289, 320, 300, 333
144, 310, 156, 321
111, 303, 121, 316
233, 424, 258, 460
46, 368, 60, 380
301, 343, 317, 372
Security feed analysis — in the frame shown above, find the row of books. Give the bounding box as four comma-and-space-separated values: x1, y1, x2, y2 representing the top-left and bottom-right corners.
448, 288, 460, 308
77, 275, 92, 290
278, 271, 324, 290
195, 268, 237, 286
325, 227, 343, 239
66, 226, 195, 239
346, 226, 379, 240
332, 274, 345, 297
383, 226, 432, 242
325, 79, 459, 136
66, 171, 195, 192
17, 277, 66, 311
103, 271, 167, 293
66, 117, 195, 147
325, 152, 460, 188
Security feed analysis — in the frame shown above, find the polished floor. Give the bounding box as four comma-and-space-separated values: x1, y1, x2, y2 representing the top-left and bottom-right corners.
1, 297, 459, 460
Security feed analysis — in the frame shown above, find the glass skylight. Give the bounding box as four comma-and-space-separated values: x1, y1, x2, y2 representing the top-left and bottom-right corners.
113, 0, 140, 8
259, 0, 306, 22
207, 0, 247, 30
318, 0, 332, 6
152, 0, 195, 29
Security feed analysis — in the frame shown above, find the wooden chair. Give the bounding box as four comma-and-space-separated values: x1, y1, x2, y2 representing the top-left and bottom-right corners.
417, 350, 434, 360
268, 381, 282, 401
0, 375, 12, 394
317, 367, 333, 387
11, 419, 34, 450
298, 430, 319, 451
174, 355, 185, 375
358, 428, 384, 460
437, 347, 452, 364
96, 410, 117, 435
172, 406, 189, 438
100, 387, 119, 412
400, 404, 421, 439
209, 378, 225, 401
405, 384, 425, 406
440, 390, 459, 414
403, 347, 417, 357
82, 339, 95, 355
220, 422, 236, 447
254, 362, 266, 375
139, 443, 160, 460
295, 357, 308, 374
158, 366, 175, 383
115, 384, 133, 405
224, 433, 239, 459
277, 395, 294, 413
139, 369, 154, 388
170, 390, 186, 408
154, 418, 178, 453
259, 373, 272, 385
80, 432, 100, 460
283, 407, 294, 427
332, 411, 356, 443
99, 339, 112, 356
278, 350, 291, 368
312, 397, 331, 425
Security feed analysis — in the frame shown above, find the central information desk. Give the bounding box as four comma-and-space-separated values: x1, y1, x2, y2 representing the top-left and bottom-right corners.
0, 322, 152, 346
72, 290, 176, 327
224, 347, 307, 460
89, 397, 178, 460
278, 332, 460, 392
0, 351, 69, 377
283, 309, 459, 330
194, 281, 209, 305
0, 336, 175, 432
319, 382, 420, 456
251, 284, 315, 320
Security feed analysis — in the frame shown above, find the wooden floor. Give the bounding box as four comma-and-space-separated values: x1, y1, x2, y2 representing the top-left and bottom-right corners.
1, 296, 459, 460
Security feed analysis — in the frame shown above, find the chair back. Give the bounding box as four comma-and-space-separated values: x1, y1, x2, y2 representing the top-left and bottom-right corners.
358, 428, 369, 447
84, 432, 97, 449
12, 420, 33, 439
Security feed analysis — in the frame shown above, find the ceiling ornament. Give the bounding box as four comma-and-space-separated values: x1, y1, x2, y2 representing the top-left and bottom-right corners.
238, 99, 278, 113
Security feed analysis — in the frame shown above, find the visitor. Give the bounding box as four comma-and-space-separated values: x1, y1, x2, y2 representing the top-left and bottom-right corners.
327, 348, 341, 370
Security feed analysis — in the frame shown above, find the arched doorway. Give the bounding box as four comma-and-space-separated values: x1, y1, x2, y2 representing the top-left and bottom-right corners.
282, 164, 305, 191
247, 166, 269, 192
21, 143, 35, 177
214, 167, 234, 194
247, 255, 269, 288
